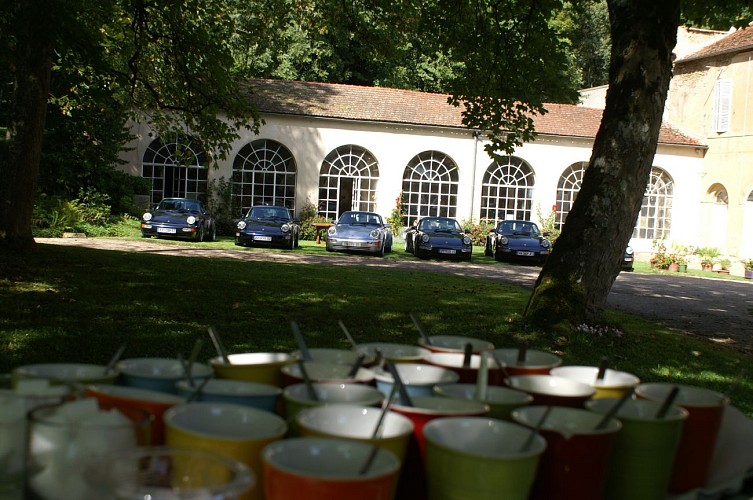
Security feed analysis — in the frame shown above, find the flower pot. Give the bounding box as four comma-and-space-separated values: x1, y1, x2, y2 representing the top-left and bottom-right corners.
678, 264, 687, 273
668, 263, 679, 272
745, 269, 753, 279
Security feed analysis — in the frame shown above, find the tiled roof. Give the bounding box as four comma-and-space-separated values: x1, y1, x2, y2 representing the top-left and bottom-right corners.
677, 26, 753, 62
248, 79, 701, 147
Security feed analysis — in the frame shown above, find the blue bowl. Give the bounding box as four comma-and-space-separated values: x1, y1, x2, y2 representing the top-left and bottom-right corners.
116, 358, 212, 394
175, 378, 281, 412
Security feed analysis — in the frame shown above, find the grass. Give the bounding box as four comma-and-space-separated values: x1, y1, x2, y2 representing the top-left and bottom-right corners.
2, 235, 751, 417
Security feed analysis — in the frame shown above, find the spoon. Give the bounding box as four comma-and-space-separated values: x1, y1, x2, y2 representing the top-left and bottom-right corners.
207, 326, 230, 364
359, 384, 399, 475
516, 341, 528, 364
520, 406, 552, 452
409, 312, 432, 346
386, 361, 413, 407
490, 350, 512, 384
347, 353, 366, 379
297, 360, 319, 402
595, 388, 634, 430
104, 344, 126, 375
655, 386, 680, 419
186, 376, 212, 403
338, 320, 359, 350
462, 342, 473, 369
185, 338, 204, 388
473, 350, 489, 401
290, 320, 312, 362
596, 357, 609, 383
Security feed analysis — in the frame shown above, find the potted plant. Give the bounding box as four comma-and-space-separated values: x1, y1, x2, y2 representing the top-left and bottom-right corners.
716, 257, 731, 275
677, 255, 688, 273
667, 254, 680, 272
745, 259, 753, 279
695, 247, 720, 271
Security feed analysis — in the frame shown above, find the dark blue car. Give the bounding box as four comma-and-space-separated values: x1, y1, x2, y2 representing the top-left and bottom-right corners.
405, 217, 473, 261
235, 206, 300, 249
484, 220, 551, 263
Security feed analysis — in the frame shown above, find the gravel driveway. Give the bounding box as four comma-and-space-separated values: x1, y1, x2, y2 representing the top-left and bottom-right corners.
38, 237, 753, 355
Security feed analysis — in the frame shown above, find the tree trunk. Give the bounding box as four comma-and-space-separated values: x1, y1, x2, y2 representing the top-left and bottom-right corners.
0, 0, 54, 251
524, 0, 680, 326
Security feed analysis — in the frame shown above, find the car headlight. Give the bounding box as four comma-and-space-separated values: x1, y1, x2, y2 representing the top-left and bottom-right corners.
541, 239, 551, 249
421, 234, 430, 243
327, 227, 336, 236
281, 223, 291, 233
462, 235, 471, 246
499, 236, 508, 245
142, 212, 152, 222
186, 216, 197, 224
625, 246, 634, 255
370, 229, 381, 239
237, 221, 247, 230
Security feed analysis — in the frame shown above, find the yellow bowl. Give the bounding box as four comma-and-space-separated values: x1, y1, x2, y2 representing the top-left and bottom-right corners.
210, 353, 295, 387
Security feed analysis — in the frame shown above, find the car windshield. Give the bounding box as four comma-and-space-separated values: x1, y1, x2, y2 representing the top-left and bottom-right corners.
157, 199, 200, 212
497, 221, 540, 237
419, 218, 460, 233
247, 207, 291, 220
339, 212, 382, 225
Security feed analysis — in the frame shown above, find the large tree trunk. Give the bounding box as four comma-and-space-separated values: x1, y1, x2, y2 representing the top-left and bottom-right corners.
524, 0, 680, 326
0, 0, 54, 251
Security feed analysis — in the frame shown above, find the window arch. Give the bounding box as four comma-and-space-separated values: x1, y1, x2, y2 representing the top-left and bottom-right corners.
555, 162, 587, 229
402, 151, 459, 227
318, 145, 379, 220
142, 136, 208, 204
632, 168, 674, 240
232, 139, 297, 213
480, 156, 535, 222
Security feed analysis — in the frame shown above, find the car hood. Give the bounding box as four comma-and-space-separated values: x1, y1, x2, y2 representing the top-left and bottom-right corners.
424, 232, 469, 246
502, 234, 547, 248
334, 225, 384, 238
148, 209, 197, 223
242, 219, 291, 229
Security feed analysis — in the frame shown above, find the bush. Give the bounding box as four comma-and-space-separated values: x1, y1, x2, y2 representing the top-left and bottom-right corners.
298, 200, 332, 240
206, 177, 237, 236
386, 193, 406, 238
460, 219, 495, 247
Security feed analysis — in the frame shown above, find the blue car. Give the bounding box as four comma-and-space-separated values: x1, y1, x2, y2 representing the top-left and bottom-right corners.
141, 198, 217, 242
405, 217, 472, 261
235, 206, 300, 249
325, 211, 393, 256
485, 220, 551, 264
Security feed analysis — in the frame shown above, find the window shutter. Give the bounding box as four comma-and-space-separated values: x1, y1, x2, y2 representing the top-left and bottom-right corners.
712, 79, 732, 132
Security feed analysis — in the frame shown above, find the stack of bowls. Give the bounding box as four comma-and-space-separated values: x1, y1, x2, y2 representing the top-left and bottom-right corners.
116, 357, 212, 394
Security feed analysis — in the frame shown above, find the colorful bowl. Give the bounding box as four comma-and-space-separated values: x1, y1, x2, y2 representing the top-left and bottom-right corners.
372, 363, 459, 398
356, 343, 430, 363
262, 437, 400, 500
433, 383, 532, 420
282, 383, 384, 433
13, 363, 119, 386
290, 348, 375, 366
507, 375, 595, 408
417, 335, 494, 354
492, 349, 562, 376
280, 362, 374, 386
550, 365, 640, 399
174, 378, 281, 413
116, 358, 212, 394
426, 352, 506, 385
210, 353, 296, 387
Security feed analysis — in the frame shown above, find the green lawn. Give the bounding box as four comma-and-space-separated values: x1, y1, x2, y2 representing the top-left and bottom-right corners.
1, 237, 751, 417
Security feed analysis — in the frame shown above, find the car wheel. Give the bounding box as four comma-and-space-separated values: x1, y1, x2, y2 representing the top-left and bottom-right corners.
415, 246, 424, 259
484, 238, 493, 257
141, 232, 150, 238
378, 242, 385, 257
198, 226, 205, 242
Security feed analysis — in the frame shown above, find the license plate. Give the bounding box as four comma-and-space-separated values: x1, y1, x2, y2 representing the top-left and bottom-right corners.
254, 235, 272, 242
517, 251, 534, 257
157, 228, 176, 234
438, 249, 456, 254
343, 241, 363, 247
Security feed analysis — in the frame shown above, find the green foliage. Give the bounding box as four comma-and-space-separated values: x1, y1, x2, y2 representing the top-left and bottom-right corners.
460, 219, 495, 247
33, 195, 84, 233
206, 177, 237, 236
386, 193, 406, 237
536, 204, 561, 244
297, 200, 332, 240
745, 259, 753, 271
695, 246, 721, 266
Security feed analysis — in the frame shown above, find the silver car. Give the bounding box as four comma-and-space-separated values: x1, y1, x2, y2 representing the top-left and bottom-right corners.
325, 211, 393, 256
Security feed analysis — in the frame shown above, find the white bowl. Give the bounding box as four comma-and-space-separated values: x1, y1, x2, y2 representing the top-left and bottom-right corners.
492, 349, 562, 375
550, 366, 640, 399
433, 383, 532, 420
13, 363, 119, 385
116, 358, 213, 394
418, 335, 494, 353
356, 343, 430, 363
507, 375, 596, 407
372, 363, 459, 398
290, 348, 375, 366
281, 362, 375, 384
175, 378, 281, 412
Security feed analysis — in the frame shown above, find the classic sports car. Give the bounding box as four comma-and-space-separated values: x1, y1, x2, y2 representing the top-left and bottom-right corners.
621, 246, 635, 271
326, 211, 393, 256
235, 206, 300, 249
484, 220, 551, 263
141, 198, 216, 241
404, 217, 472, 261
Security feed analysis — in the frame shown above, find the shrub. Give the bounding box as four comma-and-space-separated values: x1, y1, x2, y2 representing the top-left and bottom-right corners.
206, 177, 237, 236
386, 192, 406, 238
298, 200, 332, 240
460, 219, 495, 247
536, 204, 561, 244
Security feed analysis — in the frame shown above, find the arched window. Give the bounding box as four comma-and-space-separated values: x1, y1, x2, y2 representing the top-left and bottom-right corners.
402, 151, 459, 227
232, 139, 297, 213
318, 145, 379, 220
480, 156, 534, 222
142, 136, 208, 204
555, 162, 587, 229
632, 168, 674, 240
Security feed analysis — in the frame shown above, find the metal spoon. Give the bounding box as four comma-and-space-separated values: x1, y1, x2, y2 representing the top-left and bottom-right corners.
595, 388, 634, 430
338, 320, 359, 350
297, 360, 319, 402
386, 361, 413, 407
291, 320, 312, 362
473, 350, 489, 401
516, 341, 528, 364
596, 357, 609, 383
186, 376, 212, 403
359, 384, 399, 475
207, 326, 230, 364
104, 344, 126, 375
185, 338, 204, 388
462, 342, 473, 369
409, 312, 432, 345
655, 386, 680, 419
347, 353, 366, 379
520, 406, 552, 452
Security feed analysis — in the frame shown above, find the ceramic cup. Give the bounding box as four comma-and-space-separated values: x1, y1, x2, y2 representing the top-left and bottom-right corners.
507, 375, 596, 408
290, 348, 375, 366
296, 404, 414, 463
85, 446, 255, 499
372, 363, 459, 398
423, 416, 547, 500
210, 353, 295, 387
512, 405, 622, 500
85, 384, 185, 445
262, 437, 400, 500
417, 335, 494, 354
635, 382, 729, 493
175, 378, 281, 413
492, 348, 562, 376
13, 363, 120, 386
280, 361, 375, 386
587, 397, 688, 500
26, 398, 152, 500
433, 383, 532, 420
550, 365, 640, 399
164, 402, 288, 500
426, 352, 506, 385
116, 358, 213, 394
356, 343, 431, 364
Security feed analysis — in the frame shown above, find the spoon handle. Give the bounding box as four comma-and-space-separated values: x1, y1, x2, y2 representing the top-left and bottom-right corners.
516, 341, 528, 364
595, 388, 634, 430
462, 343, 473, 369
291, 320, 312, 361
520, 406, 551, 452
347, 353, 366, 379
207, 326, 230, 364
298, 360, 319, 402
655, 386, 680, 419
359, 385, 399, 475
387, 361, 413, 407
596, 357, 609, 382
338, 320, 359, 350
104, 344, 126, 375
409, 312, 432, 345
